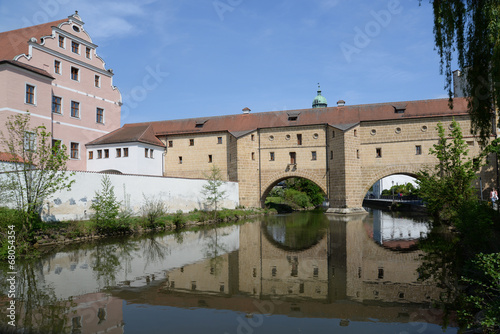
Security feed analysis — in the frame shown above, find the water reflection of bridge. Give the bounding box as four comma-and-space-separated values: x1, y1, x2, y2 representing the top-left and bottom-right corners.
114, 213, 442, 325
14, 212, 447, 333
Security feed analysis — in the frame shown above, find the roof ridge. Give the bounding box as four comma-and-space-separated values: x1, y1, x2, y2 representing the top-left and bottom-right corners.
0, 18, 67, 36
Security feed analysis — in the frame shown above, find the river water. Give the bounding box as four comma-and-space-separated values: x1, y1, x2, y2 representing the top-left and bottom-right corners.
0, 209, 457, 334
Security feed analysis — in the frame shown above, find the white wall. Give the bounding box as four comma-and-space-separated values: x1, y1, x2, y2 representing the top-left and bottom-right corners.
0, 171, 239, 221
86, 142, 164, 176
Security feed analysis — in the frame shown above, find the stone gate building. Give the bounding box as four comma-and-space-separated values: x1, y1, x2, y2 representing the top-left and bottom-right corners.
87, 89, 498, 211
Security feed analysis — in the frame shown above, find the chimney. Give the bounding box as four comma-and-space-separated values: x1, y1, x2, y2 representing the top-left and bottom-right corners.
337, 100, 345, 107
242, 107, 251, 114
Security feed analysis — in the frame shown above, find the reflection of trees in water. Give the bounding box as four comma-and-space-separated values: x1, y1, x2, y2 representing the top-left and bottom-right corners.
262, 211, 328, 251
0, 262, 73, 333
141, 234, 170, 270
91, 239, 138, 287
202, 227, 229, 276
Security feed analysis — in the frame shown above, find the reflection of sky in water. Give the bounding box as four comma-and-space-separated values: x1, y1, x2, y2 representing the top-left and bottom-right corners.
266, 224, 286, 244
373, 210, 429, 245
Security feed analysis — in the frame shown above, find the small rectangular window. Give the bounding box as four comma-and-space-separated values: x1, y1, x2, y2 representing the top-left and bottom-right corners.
88, 151, 93, 160
189, 139, 194, 146
116, 148, 121, 157
217, 137, 222, 144
95, 75, 100, 88
52, 96, 62, 114
311, 151, 317, 160
251, 152, 255, 160
123, 148, 128, 157
96, 108, 104, 124
150, 150, 154, 158
297, 134, 302, 145
71, 41, 79, 54
70, 142, 79, 159
71, 67, 79, 81
313, 267, 319, 278
86, 47, 91, 59
54, 60, 61, 74
251, 134, 255, 141
356, 149, 360, 159
208, 154, 212, 163
376, 148, 382, 158
58, 35, 64, 48
271, 266, 277, 277
354, 129, 358, 137
378, 268, 384, 279
97, 150, 102, 159
145, 148, 148, 157
168, 140, 173, 147
270, 152, 275, 161
332, 131, 335, 138
416, 145, 422, 155
179, 156, 183, 164
330, 151, 333, 160
25, 84, 35, 104
24, 132, 36, 151
71, 101, 80, 118
290, 152, 296, 164
104, 149, 109, 158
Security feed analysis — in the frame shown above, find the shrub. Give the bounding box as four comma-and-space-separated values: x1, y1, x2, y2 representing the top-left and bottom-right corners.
284, 189, 312, 208
173, 210, 185, 229
141, 195, 167, 228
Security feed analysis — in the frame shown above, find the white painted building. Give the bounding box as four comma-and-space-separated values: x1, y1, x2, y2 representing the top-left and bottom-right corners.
86, 124, 164, 176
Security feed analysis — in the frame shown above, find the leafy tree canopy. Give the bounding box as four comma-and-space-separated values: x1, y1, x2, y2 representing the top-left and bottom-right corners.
423, 0, 500, 145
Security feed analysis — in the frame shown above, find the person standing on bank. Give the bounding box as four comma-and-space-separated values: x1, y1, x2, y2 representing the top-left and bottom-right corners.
490, 189, 498, 205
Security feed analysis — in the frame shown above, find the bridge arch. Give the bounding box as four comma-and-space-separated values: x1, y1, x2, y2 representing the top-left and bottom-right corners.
359, 165, 423, 206
260, 170, 327, 207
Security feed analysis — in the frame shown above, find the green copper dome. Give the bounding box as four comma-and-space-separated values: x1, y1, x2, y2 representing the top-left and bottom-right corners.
312, 84, 327, 108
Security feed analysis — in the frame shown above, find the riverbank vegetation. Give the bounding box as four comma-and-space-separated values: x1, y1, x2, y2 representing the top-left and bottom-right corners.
416, 120, 500, 333
265, 178, 325, 212
0, 205, 274, 259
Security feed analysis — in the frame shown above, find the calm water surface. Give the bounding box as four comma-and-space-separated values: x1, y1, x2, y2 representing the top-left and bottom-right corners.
0, 210, 457, 334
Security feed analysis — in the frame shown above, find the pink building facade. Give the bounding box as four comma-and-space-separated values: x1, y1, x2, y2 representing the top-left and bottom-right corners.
0, 12, 121, 170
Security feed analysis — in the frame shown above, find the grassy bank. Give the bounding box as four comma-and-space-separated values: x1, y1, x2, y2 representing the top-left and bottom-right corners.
0, 207, 276, 259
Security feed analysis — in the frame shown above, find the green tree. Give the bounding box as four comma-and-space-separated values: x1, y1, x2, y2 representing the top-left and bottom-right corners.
90, 175, 121, 233
416, 119, 486, 222
423, 0, 500, 145
202, 165, 227, 221
0, 114, 74, 235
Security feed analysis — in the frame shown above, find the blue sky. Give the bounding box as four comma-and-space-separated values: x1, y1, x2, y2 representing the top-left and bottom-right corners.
0, 0, 451, 125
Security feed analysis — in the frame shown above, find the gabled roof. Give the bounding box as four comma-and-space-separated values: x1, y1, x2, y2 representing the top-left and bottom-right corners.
0, 60, 54, 79
125, 98, 469, 137
0, 19, 67, 60
86, 124, 165, 147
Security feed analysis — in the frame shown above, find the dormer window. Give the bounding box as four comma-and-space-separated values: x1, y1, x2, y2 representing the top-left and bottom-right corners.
287, 111, 300, 121
195, 120, 207, 128
393, 104, 407, 114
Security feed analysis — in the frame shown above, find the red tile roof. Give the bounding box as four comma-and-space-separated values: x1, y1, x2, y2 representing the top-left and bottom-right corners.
0, 19, 67, 60
0, 152, 24, 163
86, 124, 165, 147
125, 98, 469, 137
